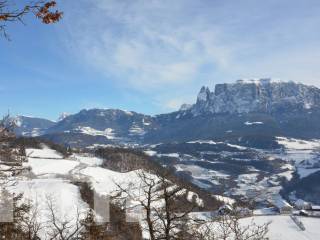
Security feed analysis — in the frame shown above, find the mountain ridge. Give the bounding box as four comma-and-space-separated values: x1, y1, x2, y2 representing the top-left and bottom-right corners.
189, 78, 320, 115
12, 79, 320, 147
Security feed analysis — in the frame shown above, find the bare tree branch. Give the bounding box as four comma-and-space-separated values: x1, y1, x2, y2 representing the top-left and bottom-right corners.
0, 0, 62, 40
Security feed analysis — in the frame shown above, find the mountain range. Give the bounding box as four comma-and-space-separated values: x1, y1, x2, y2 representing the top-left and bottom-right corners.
13, 78, 320, 148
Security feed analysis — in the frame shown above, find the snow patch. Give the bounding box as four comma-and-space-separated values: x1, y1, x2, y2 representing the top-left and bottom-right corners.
72, 154, 103, 166
28, 158, 80, 176
142, 118, 151, 126
158, 153, 180, 158
144, 150, 157, 156
244, 121, 264, 126
213, 195, 236, 205
226, 143, 247, 150
74, 126, 115, 139
129, 125, 146, 136
187, 140, 217, 144
57, 112, 70, 121
276, 137, 320, 150
26, 146, 63, 159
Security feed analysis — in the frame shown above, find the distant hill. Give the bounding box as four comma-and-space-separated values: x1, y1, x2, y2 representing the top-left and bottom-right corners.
13, 115, 55, 137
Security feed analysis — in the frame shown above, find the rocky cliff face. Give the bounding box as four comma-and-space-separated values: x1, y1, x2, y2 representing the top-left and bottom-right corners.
191, 79, 320, 115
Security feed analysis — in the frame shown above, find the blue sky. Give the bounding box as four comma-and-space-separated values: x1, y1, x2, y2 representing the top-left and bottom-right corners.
1, 0, 320, 120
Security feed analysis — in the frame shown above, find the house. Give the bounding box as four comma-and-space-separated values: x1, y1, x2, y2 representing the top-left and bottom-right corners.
218, 204, 233, 215
235, 207, 253, 217
311, 205, 320, 211
294, 199, 311, 210
268, 196, 293, 214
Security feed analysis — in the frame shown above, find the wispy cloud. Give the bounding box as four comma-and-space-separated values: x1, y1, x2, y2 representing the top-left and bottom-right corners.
61, 0, 231, 89
60, 0, 320, 111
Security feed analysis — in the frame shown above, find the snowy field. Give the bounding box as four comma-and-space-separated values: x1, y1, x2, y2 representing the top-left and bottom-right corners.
242, 215, 320, 240
274, 137, 320, 179
9, 178, 88, 238
8, 147, 92, 238
80, 166, 144, 196
26, 146, 63, 159
27, 158, 80, 175
276, 137, 320, 150
73, 126, 115, 139
6, 144, 320, 239
175, 163, 230, 185
147, 140, 297, 206
9, 145, 205, 239
191, 213, 320, 240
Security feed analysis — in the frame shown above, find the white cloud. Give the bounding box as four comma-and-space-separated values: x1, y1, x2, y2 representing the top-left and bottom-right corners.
61, 0, 233, 92
60, 0, 320, 110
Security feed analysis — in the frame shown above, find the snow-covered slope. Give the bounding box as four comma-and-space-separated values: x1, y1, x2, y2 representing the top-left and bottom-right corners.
192, 214, 320, 240
7, 147, 88, 239
26, 146, 63, 159
8, 145, 205, 239
242, 215, 320, 240
275, 137, 320, 179
13, 115, 55, 137
4, 143, 320, 239
10, 178, 88, 238
12, 79, 320, 147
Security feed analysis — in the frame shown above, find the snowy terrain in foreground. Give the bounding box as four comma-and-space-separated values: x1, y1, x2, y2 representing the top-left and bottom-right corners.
2, 143, 320, 239
11, 178, 87, 238
190, 213, 320, 240
243, 215, 320, 240
7, 146, 203, 239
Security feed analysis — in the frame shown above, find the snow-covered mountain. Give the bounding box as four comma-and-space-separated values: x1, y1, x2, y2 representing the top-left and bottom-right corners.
190, 78, 320, 115
41, 108, 157, 147
57, 112, 70, 121
143, 79, 320, 145
13, 79, 320, 147
179, 103, 192, 111
13, 115, 56, 137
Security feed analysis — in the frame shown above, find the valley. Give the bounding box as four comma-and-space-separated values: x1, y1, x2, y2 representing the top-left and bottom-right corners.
2, 140, 320, 240
2, 79, 320, 239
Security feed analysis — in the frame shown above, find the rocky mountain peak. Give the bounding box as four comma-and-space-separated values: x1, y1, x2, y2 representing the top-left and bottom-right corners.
58, 112, 70, 122
191, 79, 320, 115
197, 86, 211, 103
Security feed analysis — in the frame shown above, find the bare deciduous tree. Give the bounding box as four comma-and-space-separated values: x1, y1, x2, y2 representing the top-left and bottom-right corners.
192, 209, 270, 240
115, 171, 159, 240
21, 200, 42, 240
45, 195, 83, 240
154, 173, 196, 240
115, 168, 270, 240
115, 170, 197, 240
